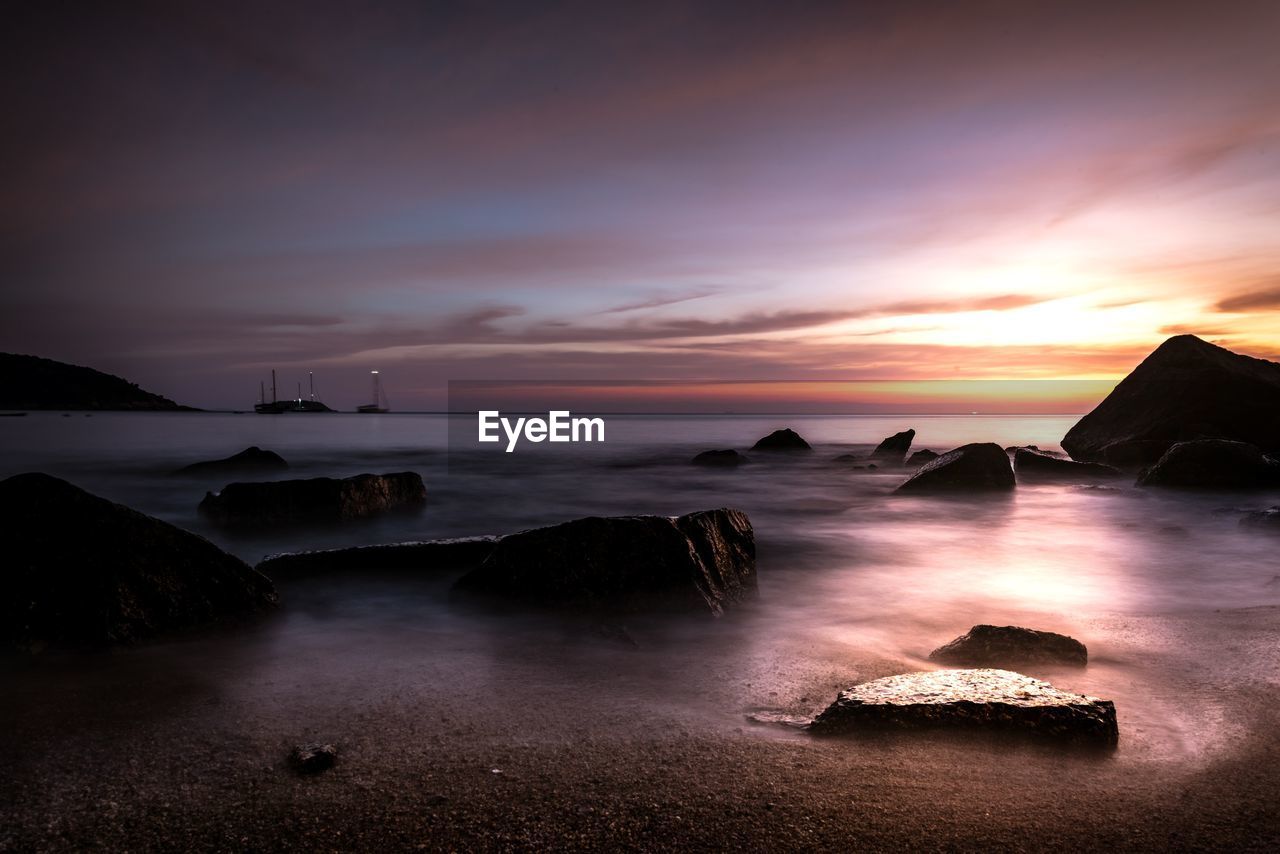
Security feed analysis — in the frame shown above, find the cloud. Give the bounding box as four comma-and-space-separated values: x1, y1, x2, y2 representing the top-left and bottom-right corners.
1215, 282, 1280, 312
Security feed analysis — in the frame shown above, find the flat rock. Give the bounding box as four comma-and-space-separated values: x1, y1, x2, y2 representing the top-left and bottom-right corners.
906, 449, 939, 467
895, 443, 1015, 493
257, 536, 498, 577
199, 471, 426, 526
871, 429, 915, 465
1137, 439, 1280, 489
751, 428, 811, 451
929, 624, 1087, 667
0, 472, 277, 651
1014, 448, 1123, 481
691, 449, 749, 467
454, 508, 756, 615
174, 445, 288, 476
1062, 335, 1280, 463
809, 669, 1117, 744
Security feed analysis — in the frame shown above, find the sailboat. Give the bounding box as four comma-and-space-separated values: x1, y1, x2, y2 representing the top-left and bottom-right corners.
255, 370, 333, 413
357, 370, 390, 413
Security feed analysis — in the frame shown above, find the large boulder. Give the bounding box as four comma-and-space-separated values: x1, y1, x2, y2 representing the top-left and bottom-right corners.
1062, 335, 1280, 463
199, 472, 426, 526
1014, 448, 1123, 482
906, 449, 939, 467
751, 428, 811, 451
257, 536, 497, 577
809, 669, 1117, 744
895, 443, 1015, 493
0, 472, 277, 652
454, 509, 755, 615
929, 625, 1087, 667
870, 429, 915, 465
691, 449, 749, 467
174, 446, 288, 476
1136, 439, 1280, 489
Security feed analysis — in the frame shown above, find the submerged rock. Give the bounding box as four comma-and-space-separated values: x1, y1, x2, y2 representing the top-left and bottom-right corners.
870, 429, 915, 465
692, 449, 749, 467
1136, 440, 1280, 489
895, 443, 1015, 493
454, 508, 756, 615
0, 472, 277, 651
1062, 334, 1280, 463
174, 445, 288, 476
257, 536, 498, 577
809, 669, 1117, 744
199, 471, 426, 526
289, 743, 337, 774
929, 625, 1087, 667
906, 449, 939, 467
1241, 506, 1280, 529
751, 428, 811, 451
1014, 448, 1123, 481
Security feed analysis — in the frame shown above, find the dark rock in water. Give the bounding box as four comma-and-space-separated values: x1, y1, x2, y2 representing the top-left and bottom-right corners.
1241, 506, 1280, 529
1136, 440, 1280, 489
0, 472, 277, 652
832, 453, 862, 464
1098, 440, 1171, 468
751, 428, 811, 451
289, 743, 337, 774
257, 536, 497, 577
871, 429, 915, 465
692, 449, 749, 467
1062, 335, 1280, 463
1014, 448, 1123, 481
929, 625, 1088, 667
174, 446, 288, 476
199, 472, 426, 526
809, 669, 1117, 745
906, 449, 939, 467
895, 443, 1015, 493
454, 508, 755, 615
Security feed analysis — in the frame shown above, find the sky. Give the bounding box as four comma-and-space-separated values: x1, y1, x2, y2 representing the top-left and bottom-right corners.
2, 0, 1279, 411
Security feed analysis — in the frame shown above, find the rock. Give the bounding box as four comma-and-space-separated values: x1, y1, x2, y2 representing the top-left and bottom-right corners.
809, 669, 1117, 744
906, 449, 939, 467
832, 453, 862, 464
199, 472, 426, 526
928, 625, 1087, 667
895, 443, 1015, 493
289, 743, 337, 774
1241, 507, 1280, 528
0, 472, 277, 651
1014, 448, 1123, 481
1097, 440, 1172, 467
174, 446, 288, 476
454, 508, 756, 615
691, 449, 749, 467
257, 536, 498, 577
1062, 335, 1280, 463
870, 429, 915, 465
1136, 440, 1280, 489
751, 428, 811, 451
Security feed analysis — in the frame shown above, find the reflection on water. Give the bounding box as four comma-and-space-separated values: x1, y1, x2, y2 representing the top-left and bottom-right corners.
2, 412, 1279, 767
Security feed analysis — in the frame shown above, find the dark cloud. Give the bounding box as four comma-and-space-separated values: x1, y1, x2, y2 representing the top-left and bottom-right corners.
1215, 283, 1280, 313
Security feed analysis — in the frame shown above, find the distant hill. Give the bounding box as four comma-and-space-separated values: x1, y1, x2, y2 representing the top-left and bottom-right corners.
0, 353, 198, 411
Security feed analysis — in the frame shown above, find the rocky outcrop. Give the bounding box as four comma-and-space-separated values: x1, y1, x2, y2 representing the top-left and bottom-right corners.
751, 428, 811, 451
199, 472, 426, 526
809, 669, 1117, 744
871, 429, 915, 465
1062, 335, 1280, 463
257, 536, 497, 577
174, 446, 288, 476
454, 509, 756, 615
692, 449, 749, 467
0, 352, 197, 411
1136, 440, 1280, 489
895, 443, 1015, 493
906, 449, 939, 467
1014, 448, 1123, 481
929, 625, 1087, 667
0, 472, 277, 652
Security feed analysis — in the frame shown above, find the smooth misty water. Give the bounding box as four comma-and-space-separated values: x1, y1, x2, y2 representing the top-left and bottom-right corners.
3, 412, 1279, 767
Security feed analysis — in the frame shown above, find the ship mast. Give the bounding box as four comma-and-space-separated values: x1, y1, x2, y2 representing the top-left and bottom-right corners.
271, 369, 277, 404
371, 370, 380, 407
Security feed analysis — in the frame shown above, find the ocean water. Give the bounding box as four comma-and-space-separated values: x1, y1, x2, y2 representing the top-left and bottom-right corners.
3, 412, 1279, 766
